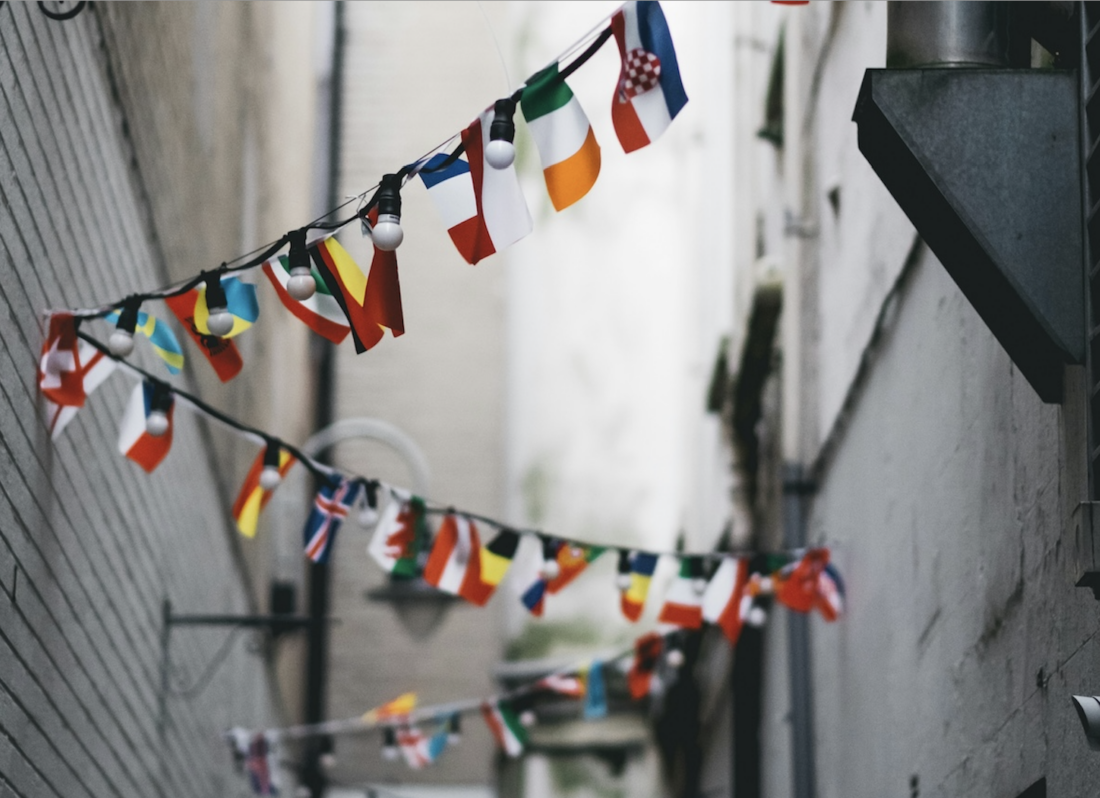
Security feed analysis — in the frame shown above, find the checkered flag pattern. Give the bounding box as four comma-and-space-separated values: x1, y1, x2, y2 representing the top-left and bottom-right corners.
617, 48, 662, 103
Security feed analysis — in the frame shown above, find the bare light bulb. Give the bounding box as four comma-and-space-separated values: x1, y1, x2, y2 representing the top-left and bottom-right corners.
287, 268, 316, 301
206, 306, 234, 337
371, 214, 403, 251
382, 745, 399, 762
358, 504, 380, 527
616, 573, 632, 591
485, 139, 516, 170
746, 606, 768, 627
692, 577, 709, 596
259, 465, 282, 491
109, 328, 134, 357
146, 409, 170, 437
519, 710, 537, 728
666, 649, 685, 669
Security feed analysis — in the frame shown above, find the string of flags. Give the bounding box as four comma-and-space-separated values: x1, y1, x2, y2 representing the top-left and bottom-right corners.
43, 324, 845, 638
226, 626, 692, 794
43, 1, 688, 383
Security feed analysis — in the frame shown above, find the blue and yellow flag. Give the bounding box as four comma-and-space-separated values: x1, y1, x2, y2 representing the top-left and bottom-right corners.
105, 309, 184, 374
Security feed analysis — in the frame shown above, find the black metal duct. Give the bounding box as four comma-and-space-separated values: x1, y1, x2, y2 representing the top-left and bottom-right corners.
853, 68, 1083, 403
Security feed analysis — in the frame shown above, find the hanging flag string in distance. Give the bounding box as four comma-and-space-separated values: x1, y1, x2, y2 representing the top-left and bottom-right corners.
75, 329, 839, 567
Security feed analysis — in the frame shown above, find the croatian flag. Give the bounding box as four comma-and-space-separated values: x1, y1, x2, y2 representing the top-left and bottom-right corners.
303, 478, 362, 563
117, 381, 174, 473
610, 1, 688, 153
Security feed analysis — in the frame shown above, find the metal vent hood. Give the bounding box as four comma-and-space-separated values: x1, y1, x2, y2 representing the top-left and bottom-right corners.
853, 2, 1083, 403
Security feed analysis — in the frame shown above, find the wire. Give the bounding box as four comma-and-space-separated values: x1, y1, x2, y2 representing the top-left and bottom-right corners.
167, 626, 245, 699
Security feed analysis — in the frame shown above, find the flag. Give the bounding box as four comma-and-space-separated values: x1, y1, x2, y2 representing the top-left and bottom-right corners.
38, 313, 86, 407
521, 63, 601, 211
773, 548, 844, 621
454, 108, 533, 262
418, 153, 484, 264
368, 495, 428, 578
105, 309, 184, 374
610, 1, 688, 153
310, 230, 403, 354
657, 557, 704, 629
481, 702, 526, 758
627, 632, 664, 699
546, 542, 606, 594
423, 514, 484, 603
164, 289, 244, 382
621, 551, 659, 622
535, 672, 584, 698
519, 538, 561, 617
43, 340, 116, 440
583, 660, 608, 719
397, 727, 434, 770
262, 251, 351, 344
363, 692, 417, 723
246, 733, 276, 796
302, 478, 362, 563
117, 380, 173, 473
231, 447, 296, 538
465, 528, 521, 606
702, 557, 751, 645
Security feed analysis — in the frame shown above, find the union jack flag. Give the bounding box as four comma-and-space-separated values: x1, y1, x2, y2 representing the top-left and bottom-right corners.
303, 478, 362, 563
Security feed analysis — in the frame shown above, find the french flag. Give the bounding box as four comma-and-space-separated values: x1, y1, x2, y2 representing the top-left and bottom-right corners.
117, 381, 173, 473
610, 1, 688, 153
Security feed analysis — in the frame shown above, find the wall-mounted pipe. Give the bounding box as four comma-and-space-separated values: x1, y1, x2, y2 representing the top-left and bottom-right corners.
887, 2, 1010, 69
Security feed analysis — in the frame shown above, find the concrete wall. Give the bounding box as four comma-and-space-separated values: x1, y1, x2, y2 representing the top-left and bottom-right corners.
728, 2, 1100, 796
0, 3, 319, 795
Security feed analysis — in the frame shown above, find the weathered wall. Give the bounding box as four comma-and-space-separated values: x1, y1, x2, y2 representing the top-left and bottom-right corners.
0, 3, 318, 795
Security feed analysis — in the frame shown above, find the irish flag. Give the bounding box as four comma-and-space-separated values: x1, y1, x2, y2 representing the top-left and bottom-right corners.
610, 1, 688, 153
263, 251, 350, 344
423, 514, 484, 603
481, 702, 526, 758
232, 447, 296, 538
521, 64, 601, 211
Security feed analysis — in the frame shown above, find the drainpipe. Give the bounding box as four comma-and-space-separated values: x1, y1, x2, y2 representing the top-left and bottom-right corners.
783, 464, 815, 798
886, 2, 1011, 69
301, 2, 346, 796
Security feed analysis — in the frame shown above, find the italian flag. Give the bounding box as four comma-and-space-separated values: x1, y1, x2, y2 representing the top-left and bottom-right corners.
262, 251, 351, 344
521, 64, 601, 211
657, 557, 704, 629
481, 701, 527, 758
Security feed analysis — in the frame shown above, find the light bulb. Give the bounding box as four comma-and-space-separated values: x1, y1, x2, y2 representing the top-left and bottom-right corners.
541, 558, 561, 581
519, 710, 537, 728
692, 577, 709, 596
485, 139, 516, 170
146, 409, 170, 437
109, 329, 134, 357
358, 505, 380, 527
206, 307, 234, 337
259, 465, 282, 491
287, 268, 316, 301
319, 753, 337, 770
616, 573, 632, 591
486, 97, 517, 170
371, 214, 403, 251
382, 745, 399, 762
666, 649, 685, 669
747, 606, 768, 627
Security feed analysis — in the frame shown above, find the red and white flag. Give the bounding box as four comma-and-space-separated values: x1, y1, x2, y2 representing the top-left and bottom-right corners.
38, 313, 87, 407
117, 381, 174, 473
702, 557, 751, 645
423, 513, 483, 603
657, 557, 704, 629
43, 340, 116, 439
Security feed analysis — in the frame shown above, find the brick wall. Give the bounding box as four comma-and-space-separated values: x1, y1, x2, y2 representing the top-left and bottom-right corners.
0, 3, 319, 795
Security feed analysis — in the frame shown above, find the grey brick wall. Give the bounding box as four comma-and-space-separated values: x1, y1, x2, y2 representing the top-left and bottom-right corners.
0, 3, 319, 796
